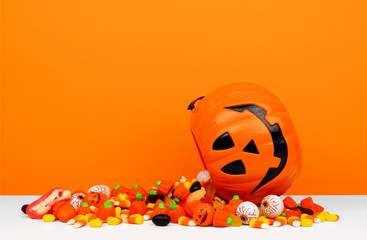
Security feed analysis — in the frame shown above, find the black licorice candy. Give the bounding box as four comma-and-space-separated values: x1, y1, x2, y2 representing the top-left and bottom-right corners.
152, 214, 171, 226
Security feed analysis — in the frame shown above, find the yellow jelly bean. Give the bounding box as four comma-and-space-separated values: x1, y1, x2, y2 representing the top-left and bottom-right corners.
89, 219, 103, 228
42, 214, 55, 222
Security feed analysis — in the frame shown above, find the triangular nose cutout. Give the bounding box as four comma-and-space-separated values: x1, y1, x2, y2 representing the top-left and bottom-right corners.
243, 140, 259, 154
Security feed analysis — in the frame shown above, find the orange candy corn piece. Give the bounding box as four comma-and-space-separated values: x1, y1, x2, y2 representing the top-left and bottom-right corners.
273, 216, 287, 227
249, 219, 269, 229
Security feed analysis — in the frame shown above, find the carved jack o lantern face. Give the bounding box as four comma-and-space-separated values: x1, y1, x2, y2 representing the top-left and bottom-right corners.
84, 192, 107, 207
189, 83, 302, 204
193, 203, 215, 226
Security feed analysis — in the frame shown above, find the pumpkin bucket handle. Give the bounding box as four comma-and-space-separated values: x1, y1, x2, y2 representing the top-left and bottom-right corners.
187, 96, 205, 110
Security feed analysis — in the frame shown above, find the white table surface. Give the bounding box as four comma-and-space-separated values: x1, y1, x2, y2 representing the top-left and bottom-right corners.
0, 195, 366, 240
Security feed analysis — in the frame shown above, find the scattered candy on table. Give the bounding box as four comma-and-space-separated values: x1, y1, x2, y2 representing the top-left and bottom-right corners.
21, 172, 339, 229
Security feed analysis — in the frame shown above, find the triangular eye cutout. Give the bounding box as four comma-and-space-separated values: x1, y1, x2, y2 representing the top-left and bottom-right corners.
213, 132, 235, 150
243, 140, 259, 154
225, 105, 247, 112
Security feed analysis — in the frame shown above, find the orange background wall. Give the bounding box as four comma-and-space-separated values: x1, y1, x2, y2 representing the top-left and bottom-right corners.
1, 1, 366, 195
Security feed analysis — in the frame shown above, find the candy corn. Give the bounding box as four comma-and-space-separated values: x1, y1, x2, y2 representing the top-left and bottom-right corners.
74, 216, 88, 228
107, 216, 122, 225
301, 213, 320, 225
249, 219, 269, 229
316, 212, 327, 222
288, 216, 301, 227
89, 219, 103, 228
258, 216, 274, 226
90, 206, 98, 215
127, 214, 144, 224
300, 215, 313, 227
326, 213, 339, 222
144, 210, 154, 220
22, 178, 340, 231
85, 213, 97, 221
273, 216, 287, 227
178, 216, 196, 226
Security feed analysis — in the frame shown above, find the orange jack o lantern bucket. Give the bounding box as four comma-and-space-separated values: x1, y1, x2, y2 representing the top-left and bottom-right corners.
188, 82, 301, 204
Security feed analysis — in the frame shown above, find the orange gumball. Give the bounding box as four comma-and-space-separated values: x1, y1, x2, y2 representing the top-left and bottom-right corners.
55, 203, 77, 222
193, 203, 215, 226
188, 82, 302, 204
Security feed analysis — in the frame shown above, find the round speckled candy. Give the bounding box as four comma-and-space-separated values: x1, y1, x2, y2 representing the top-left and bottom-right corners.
261, 195, 284, 218
236, 201, 259, 224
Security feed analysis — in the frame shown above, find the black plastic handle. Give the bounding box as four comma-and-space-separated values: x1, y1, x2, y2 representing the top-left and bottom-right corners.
187, 96, 205, 110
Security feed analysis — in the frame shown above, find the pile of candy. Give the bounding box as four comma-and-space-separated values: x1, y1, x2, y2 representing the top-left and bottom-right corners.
21, 171, 339, 229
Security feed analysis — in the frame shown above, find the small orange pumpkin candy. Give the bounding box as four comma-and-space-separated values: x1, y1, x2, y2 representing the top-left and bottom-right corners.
213, 209, 233, 227
129, 200, 147, 216
153, 199, 168, 210
222, 204, 236, 215
167, 203, 186, 223
128, 184, 148, 202
156, 180, 174, 196
182, 200, 201, 218
152, 203, 168, 217
228, 195, 243, 210
77, 202, 92, 215
97, 201, 116, 222
172, 183, 190, 203
193, 203, 215, 226
111, 184, 129, 197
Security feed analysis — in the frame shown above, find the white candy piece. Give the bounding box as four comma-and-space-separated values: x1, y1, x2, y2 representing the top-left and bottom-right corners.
261, 195, 284, 218
236, 201, 259, 224
69, 192, 86, 210
88, 185, 111, 199
196, 169, 210, 182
